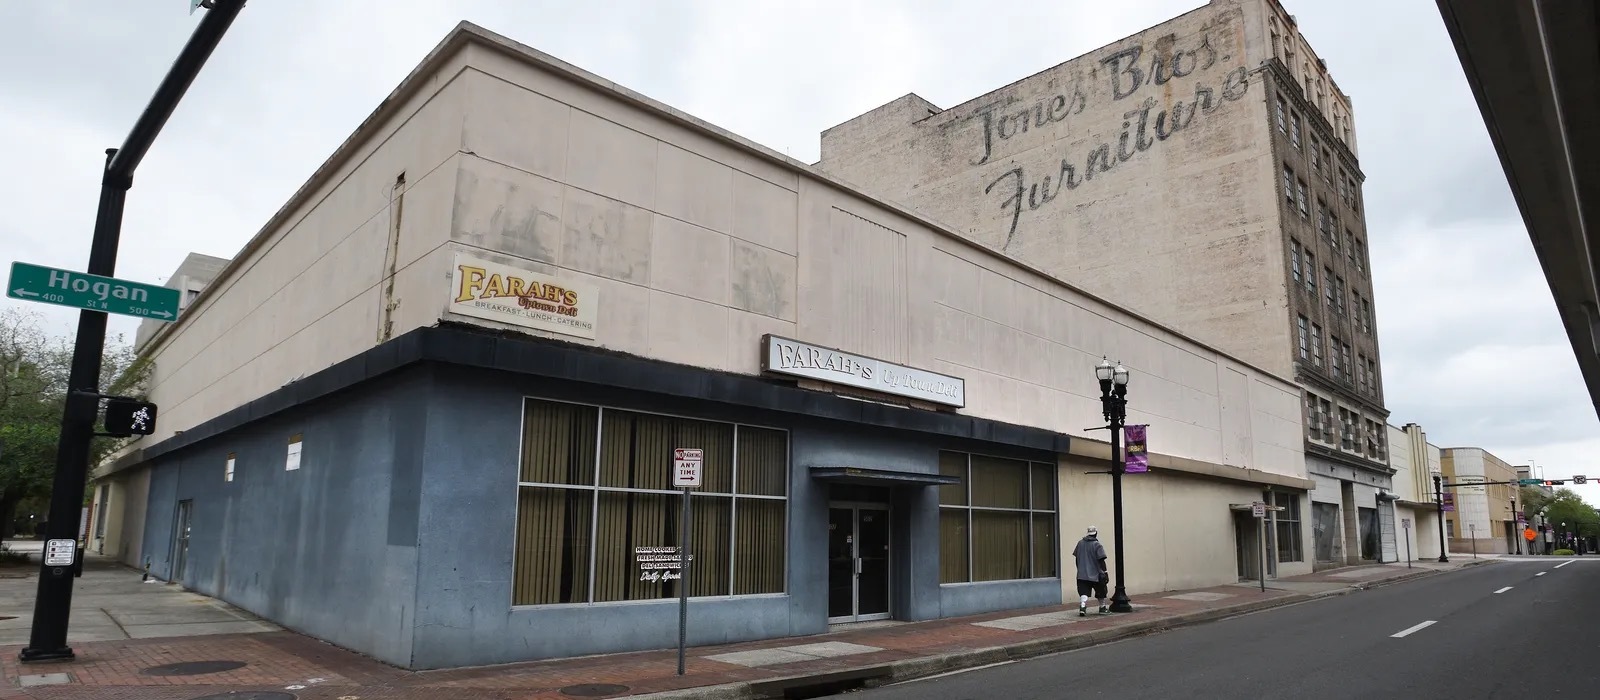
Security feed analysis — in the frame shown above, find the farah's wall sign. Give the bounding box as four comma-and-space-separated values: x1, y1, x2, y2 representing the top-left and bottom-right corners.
760, 335, 965, 407
449, 252, 599, 339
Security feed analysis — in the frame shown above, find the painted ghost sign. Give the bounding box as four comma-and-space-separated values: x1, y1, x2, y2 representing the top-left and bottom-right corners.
974, 31, 1253, 249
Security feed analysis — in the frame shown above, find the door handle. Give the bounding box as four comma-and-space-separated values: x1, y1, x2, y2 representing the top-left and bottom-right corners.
855, 557, 863, 575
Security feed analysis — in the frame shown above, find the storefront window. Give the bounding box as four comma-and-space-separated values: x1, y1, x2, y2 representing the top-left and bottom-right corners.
937, 451, 1057, 584
512, 399, 789, 606
1269, 492, 1303, 563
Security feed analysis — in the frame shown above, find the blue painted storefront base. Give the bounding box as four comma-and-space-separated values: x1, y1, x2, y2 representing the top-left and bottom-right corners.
940, 579, 1063, 618
132, 329, 1064, 669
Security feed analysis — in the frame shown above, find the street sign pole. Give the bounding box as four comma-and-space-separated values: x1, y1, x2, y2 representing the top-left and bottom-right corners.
1258, 513, 1266, 593
673, 448, 702, 676
1402, 518, 1412, 569
1251, 501, 1266, 592
19, 0, 246, 664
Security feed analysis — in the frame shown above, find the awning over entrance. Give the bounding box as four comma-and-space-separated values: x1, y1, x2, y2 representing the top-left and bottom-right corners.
808, 466, 960, 487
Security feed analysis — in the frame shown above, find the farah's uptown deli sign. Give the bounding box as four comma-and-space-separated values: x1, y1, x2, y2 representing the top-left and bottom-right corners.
760, 335, 965, 407
449, 253, 599, 339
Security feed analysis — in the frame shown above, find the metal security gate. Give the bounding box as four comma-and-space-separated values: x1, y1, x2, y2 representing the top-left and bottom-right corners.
1314, 502, 1341, 563
1359, 507, 1379, 560
1378, 501, 1398, 563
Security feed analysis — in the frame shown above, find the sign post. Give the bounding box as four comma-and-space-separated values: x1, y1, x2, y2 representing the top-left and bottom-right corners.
1401, 518, 1412, 568
672, 448, 702, 676
1252, 502, 1266, 592
18, 0, 245, 665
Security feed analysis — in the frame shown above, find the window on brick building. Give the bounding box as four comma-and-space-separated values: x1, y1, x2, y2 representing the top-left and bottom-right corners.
1305, 394, 1321, 441
1298, 315, 1309, 360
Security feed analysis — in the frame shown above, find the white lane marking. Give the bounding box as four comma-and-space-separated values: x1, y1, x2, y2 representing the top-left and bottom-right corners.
1391, 620, 1438, 638
1556, 561, 1575, 569
1494, 586, 1513, 594
1537, 572, 1546, 577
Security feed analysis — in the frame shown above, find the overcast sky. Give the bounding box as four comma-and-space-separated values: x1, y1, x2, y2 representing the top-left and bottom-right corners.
3, 1, 1594, 505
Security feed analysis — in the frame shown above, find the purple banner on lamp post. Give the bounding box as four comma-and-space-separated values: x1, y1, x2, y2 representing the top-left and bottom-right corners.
1124, 424, 1149, 474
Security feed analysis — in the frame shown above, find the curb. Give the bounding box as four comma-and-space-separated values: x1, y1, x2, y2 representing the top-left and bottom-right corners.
627, 563, 1489, 699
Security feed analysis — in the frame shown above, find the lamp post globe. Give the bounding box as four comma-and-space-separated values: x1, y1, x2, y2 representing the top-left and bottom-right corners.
1096, 357, 1114, 383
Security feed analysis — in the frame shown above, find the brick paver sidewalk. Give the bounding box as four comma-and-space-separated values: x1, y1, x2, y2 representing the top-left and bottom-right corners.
0, 560, 1489, 700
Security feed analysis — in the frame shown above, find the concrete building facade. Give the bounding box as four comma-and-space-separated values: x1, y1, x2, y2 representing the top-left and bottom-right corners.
131, 252, 229, 355
90, 21, 1311, 670
1439, 447, 1519, 555
816, 0, 1390, 570
91, 253, 231, 562
1386, 423, 1443, 562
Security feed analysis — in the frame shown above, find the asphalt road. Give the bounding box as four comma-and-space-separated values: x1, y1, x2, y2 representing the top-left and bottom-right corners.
849, 559, 1600, 699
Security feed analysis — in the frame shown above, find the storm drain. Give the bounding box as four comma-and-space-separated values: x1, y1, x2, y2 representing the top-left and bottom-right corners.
186, 693, 296, 700
141, 660, 249, 676
559, 683, 632, 697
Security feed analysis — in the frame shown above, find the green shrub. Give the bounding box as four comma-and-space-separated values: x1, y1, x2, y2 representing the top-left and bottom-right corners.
0, 545, 30, 566
1554, 548, 1576, 556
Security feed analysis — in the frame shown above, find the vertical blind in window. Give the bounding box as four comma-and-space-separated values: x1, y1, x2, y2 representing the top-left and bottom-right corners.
938, 451, 1058, 584
1271, 492, 1304, 563
513, 399, 789, 606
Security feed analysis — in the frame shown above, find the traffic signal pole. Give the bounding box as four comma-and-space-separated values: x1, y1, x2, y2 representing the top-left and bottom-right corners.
20, 0, 247, 663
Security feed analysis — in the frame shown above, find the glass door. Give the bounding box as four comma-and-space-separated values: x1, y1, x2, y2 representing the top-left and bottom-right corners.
827, 504, 891, 623
856, 507, 889, 618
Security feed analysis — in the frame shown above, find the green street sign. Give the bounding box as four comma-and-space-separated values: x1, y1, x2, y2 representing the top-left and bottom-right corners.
1519, 479, 1543, 486
6, 261, 181, 322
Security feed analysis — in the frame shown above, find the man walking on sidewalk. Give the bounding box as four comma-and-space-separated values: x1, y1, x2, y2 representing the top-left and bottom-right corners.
1074, 526, 1110, 616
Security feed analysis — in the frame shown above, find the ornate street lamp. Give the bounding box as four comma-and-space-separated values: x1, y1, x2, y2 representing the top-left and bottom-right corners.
1095, 358, 1133, 613
1432, 469, 1450, 563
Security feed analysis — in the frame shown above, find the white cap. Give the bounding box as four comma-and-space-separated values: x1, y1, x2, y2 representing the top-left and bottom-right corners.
1086, 526, 1098, 536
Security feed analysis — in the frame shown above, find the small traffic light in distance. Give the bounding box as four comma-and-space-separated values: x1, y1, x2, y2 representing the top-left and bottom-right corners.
1544, 479, 1567, 486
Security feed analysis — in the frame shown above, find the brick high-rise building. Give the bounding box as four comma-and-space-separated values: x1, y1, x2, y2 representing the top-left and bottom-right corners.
818, 0, 1388, 568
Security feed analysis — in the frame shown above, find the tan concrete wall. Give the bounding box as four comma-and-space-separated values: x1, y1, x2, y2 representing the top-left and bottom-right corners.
1059, 455, 1312, 594
443, 44, 1306, 477
817, 0, 1295, 378
110, 468, 150, 568
122, 52, 475, 446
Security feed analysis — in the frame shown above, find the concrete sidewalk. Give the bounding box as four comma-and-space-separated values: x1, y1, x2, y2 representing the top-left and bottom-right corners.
0, 556, 1495, 699
0, 549, 278, 646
